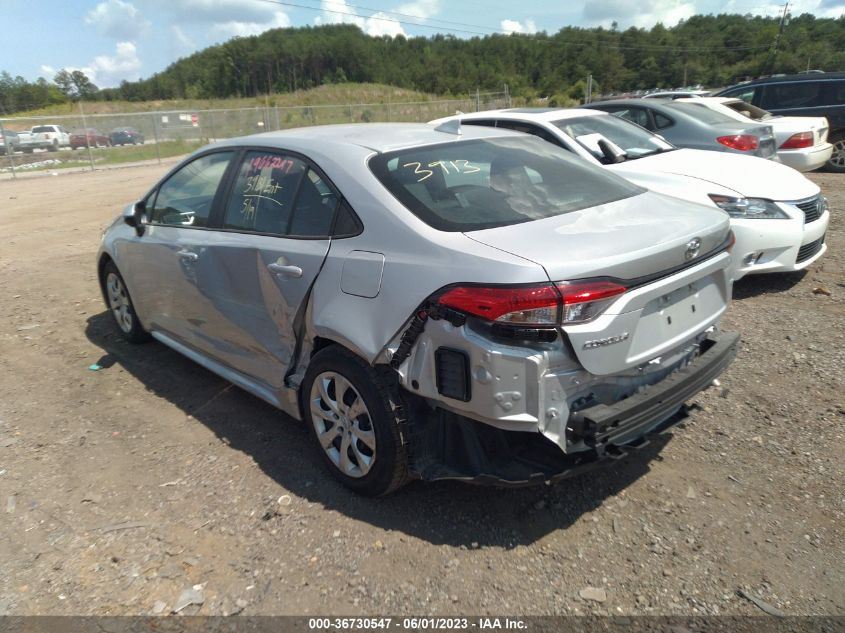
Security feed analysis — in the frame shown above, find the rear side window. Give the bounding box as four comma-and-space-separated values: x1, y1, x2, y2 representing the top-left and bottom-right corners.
654, 113, 674, 129
149, 151, 234, 227
369, 136, 643, 232
494, 120, 563, 147
223, 152, 306, 234
666, 102, 739, 124
223, 151, 340, 237
820, 80, 845, 106
610, 107, 651, 129
760, 82, 822, 109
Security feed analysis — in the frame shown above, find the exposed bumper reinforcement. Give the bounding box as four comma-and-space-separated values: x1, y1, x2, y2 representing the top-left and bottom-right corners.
568, 331, 740, 453
407, 331, 740, 487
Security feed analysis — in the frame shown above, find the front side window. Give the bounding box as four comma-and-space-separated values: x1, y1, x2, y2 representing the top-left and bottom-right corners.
721, 87, 757, 103
149, 151, 233, 227
553, 115, 674, 161
369, 136, 643, 232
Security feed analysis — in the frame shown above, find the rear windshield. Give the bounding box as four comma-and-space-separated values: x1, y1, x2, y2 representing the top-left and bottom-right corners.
31, 126, 55, 133
723, 100, 772, 120
369, 136, 643, 232
665, 102, 739, 124
552, 114, 674, 160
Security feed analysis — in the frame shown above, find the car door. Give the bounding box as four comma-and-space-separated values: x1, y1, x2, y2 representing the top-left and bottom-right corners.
117, 150, 236, 347
191, 149, 340, 391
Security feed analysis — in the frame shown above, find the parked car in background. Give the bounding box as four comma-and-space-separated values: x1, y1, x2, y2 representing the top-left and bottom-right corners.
715, 72, 845, 172
588, 98, 778, 160
670, 97, 831, 172
16, 130, 36, 152
0, 129, 20, 155
431, 109, 829, 280
643, 90, 711, 99
110, 126, 145, 145
70, 128, 111, 150
97, 123, 738, 494
29, 124, 70, 151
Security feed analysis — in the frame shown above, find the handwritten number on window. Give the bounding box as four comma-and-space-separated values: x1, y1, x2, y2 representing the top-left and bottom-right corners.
401, 160, 480, 183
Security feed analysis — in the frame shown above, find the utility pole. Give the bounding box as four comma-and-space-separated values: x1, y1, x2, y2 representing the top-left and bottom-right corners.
765, 2, 789, 75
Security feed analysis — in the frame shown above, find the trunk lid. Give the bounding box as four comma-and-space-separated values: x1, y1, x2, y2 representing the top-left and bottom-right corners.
465, 190, 732, 375
614, 148, 819, 201
768, 116, 830, 147
465, 190, 729, 281
712, 122, 776, 158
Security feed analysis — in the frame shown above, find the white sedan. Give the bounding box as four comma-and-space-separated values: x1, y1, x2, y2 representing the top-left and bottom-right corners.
430, 108, 829, 280
676, 96, 832, 172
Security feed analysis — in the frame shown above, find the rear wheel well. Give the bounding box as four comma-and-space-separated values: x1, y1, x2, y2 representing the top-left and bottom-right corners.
311, 336, 342, 358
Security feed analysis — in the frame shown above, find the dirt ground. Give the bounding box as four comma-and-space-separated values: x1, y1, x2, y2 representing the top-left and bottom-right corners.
0, 164, 842, 617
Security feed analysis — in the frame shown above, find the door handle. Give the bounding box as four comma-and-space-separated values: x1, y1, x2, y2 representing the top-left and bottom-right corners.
267, 263, 303, 278
176, 249, 198, 262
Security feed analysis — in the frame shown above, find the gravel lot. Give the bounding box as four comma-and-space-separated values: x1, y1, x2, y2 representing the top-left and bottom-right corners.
0, 165, 842, 617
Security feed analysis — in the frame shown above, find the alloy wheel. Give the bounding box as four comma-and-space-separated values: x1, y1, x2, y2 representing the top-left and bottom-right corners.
106, 272, 133, 333
309, 371, 376, 478
830, 139, 845, 168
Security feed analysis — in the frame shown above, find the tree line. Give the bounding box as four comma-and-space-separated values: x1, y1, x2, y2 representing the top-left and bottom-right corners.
2, 13, 843, 114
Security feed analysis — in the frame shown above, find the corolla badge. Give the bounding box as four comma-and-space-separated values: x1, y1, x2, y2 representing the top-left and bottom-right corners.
583, 332, 629, 349
684, 237, 702, 261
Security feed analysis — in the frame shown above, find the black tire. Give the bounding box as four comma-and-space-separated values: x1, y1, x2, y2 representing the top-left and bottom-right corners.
101, 261, 150, 344
825, 134, 845, 173
301, 346, 410, 496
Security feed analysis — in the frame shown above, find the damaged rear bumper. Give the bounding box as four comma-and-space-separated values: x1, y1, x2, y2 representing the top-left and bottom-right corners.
406, 330, 739, 486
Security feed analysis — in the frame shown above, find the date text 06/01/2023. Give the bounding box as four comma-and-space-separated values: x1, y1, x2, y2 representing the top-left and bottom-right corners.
307, 617, 528, 630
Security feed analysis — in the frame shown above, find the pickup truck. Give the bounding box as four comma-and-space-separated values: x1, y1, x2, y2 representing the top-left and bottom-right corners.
0, 129, 21, 155
19, 124, 71, 151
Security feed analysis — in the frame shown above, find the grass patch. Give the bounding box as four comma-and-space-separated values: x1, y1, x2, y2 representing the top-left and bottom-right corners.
2, 139, 201, 175
9, 83, 446, 118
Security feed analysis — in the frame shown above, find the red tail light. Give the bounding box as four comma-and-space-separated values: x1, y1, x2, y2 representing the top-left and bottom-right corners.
779, 132, 814, 149
437, 284, 560, 325
556, 281, 627, 324
716, 134, 759, 151
437, 280, 627, 326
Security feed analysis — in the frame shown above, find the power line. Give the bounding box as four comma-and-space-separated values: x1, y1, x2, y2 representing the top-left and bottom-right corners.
257, 0, 774, 53
312, 0, 504, 34
255, 0, 491, 36
255, 0, 773, 52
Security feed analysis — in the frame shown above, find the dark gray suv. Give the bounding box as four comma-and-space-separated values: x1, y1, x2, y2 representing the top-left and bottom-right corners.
715, 72, 845, 172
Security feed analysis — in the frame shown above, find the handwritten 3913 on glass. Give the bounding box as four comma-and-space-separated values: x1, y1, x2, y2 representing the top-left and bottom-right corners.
402, 160, 481, 182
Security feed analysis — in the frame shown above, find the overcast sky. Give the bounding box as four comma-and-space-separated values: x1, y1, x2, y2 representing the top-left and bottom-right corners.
2, 0, 844, 88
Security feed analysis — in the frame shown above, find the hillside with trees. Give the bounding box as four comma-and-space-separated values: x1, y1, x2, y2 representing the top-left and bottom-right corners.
2, 13, 844, 115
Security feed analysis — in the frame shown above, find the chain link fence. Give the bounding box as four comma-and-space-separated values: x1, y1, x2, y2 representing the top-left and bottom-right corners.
0, 92, 510, 180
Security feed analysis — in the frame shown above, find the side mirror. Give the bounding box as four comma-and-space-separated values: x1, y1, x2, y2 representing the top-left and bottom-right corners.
598, 138, 626, 164
123, 200, 146, 236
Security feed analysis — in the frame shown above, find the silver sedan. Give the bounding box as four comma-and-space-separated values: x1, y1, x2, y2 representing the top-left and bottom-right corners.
589, 98, 778, 160
97, 123, 739, 495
